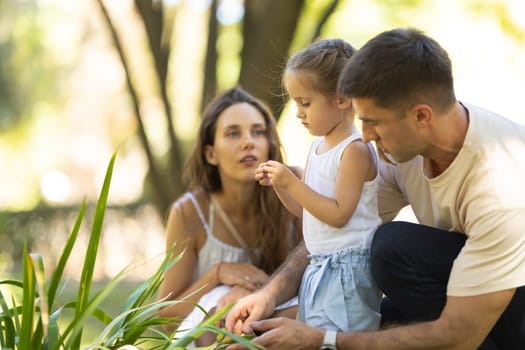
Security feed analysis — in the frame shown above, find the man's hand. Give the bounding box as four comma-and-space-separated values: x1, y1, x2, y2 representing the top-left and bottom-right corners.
225, 290, 277, 336
226, 317, 324, 350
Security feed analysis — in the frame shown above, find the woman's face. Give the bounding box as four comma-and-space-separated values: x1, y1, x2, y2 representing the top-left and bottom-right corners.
205, 102, 270, 183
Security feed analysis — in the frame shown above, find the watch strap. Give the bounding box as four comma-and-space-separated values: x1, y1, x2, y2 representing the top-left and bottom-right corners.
321, 329, 338, 350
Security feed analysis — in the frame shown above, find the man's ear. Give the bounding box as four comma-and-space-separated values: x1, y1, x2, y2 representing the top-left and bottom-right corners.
204, 145, 218, 165
412, 104, 432, 128
338, 97, 352, 110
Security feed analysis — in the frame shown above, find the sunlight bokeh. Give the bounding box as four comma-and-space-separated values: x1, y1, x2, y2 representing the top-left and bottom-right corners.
1, 0, 524, 228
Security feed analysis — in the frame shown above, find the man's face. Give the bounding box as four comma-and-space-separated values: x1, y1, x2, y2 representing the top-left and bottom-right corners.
353, 97, 421, 163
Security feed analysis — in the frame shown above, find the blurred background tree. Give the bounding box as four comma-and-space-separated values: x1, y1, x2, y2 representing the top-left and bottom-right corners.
1, 0, 524, 278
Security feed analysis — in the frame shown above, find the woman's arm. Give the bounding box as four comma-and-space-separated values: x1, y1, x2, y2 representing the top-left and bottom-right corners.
157, 198, 222, 325
157, 195, 271, 328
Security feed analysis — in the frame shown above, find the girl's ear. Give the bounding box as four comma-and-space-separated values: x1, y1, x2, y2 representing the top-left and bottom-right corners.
204, 145, 218, 165
338, 97, 352, 110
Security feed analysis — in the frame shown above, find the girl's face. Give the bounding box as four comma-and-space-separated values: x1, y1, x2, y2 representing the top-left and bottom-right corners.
284, 72, 343, 137
205, 102, 270, 183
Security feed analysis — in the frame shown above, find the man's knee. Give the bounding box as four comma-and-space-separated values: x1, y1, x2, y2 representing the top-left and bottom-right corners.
371, 222, 408, 264
370, 222, 420, 290
371, 222, 401, 288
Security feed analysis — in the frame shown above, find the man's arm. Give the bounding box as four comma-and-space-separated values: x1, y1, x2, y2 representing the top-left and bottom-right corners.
228, 289, 515, 350
265, 241, 309, 305
338, 289, 515, 349
225, 242, 309, 334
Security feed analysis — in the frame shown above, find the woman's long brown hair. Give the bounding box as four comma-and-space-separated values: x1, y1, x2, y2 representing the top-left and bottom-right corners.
183, 86, 301, 274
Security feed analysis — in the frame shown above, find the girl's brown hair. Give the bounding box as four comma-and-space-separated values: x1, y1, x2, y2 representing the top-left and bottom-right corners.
183, 86, 300, 273
283, 38, 356, 96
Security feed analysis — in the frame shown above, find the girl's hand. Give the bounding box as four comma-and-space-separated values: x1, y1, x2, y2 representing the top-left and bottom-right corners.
216, 262, 269, 291
255, 162, 271, 186
260, 160, 298, 189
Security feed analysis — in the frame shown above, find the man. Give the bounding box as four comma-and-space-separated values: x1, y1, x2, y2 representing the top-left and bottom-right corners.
224, 27, 525, 349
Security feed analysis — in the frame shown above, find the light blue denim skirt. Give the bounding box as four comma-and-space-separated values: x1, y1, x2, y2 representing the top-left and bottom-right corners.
298, 247, 382, 331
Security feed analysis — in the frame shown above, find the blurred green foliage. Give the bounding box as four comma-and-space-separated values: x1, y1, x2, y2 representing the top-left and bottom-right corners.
0, 0, 64, 132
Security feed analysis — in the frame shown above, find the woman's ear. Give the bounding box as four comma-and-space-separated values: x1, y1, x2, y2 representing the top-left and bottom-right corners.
204, 145, 218, 165
338, 97, 352, 110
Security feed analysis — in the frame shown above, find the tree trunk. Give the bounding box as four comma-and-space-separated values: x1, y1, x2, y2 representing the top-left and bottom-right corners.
239, 0, 305, 120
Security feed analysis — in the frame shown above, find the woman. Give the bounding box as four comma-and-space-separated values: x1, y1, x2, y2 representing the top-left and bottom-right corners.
157, 87, 302, 340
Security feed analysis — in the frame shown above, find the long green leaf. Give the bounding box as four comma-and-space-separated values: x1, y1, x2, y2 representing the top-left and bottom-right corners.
0, 313, 16, 349
62, 271, 125, 350
46, 311, 61, 350
71, 152, 116, 349
91, 299, 182, 346
47, 198, 87, 311
0, 277, 23, 347
31, 253, 48, 340
19, 243, 35, 349
170, 304, 234, 348
118, 245, 181, 326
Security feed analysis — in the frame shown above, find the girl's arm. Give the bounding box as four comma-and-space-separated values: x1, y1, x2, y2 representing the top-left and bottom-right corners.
264, 141, 373, 228
272, 182, 303, 218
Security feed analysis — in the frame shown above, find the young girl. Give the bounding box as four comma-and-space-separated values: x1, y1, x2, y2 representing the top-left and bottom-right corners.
158, 87, 302, 342
255, 39, 382, 332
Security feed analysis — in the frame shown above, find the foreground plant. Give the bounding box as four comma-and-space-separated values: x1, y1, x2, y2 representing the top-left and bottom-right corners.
0, 153, 261, 350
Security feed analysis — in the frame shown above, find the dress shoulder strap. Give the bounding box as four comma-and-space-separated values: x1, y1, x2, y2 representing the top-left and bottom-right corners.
185, 192, 213, 237
211, 195, 257, 263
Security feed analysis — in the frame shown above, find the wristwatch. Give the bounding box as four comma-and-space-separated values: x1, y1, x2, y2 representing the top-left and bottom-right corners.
320, 329, 338, 350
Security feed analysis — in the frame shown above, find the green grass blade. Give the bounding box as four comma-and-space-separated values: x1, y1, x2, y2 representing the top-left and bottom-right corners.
91, 299, 180, 346
71, 152, 116, 349
0, 277, 23, 347
47, 199, 87, 311
31, 318, 44, 349
0, 280, 23, 289
31, 253, 49, 341
118, 245, 181, 323
19, 243, 36, 349
11, 294, 21, 333
46, 312, 61, 350
62, 268, 125, 349
0, 314, 16, 349
170, 303, 234, 348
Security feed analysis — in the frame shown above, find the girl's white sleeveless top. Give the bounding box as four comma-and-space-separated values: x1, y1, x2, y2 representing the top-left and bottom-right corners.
302, 133, 382, 254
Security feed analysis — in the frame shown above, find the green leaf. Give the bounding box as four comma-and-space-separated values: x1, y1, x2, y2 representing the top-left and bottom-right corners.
19, 243, 36, 349
170, 304, 233, 348
47, 198, 87, 311
31, 253, 49, 339
71, 151, 117, 349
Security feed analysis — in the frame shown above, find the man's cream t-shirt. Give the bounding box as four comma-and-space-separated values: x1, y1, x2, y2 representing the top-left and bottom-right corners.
378, 103, 525, 296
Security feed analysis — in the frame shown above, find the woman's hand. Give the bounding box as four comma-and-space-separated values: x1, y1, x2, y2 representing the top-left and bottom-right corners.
217, 286, 254, 312
216, 262, 269, 291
